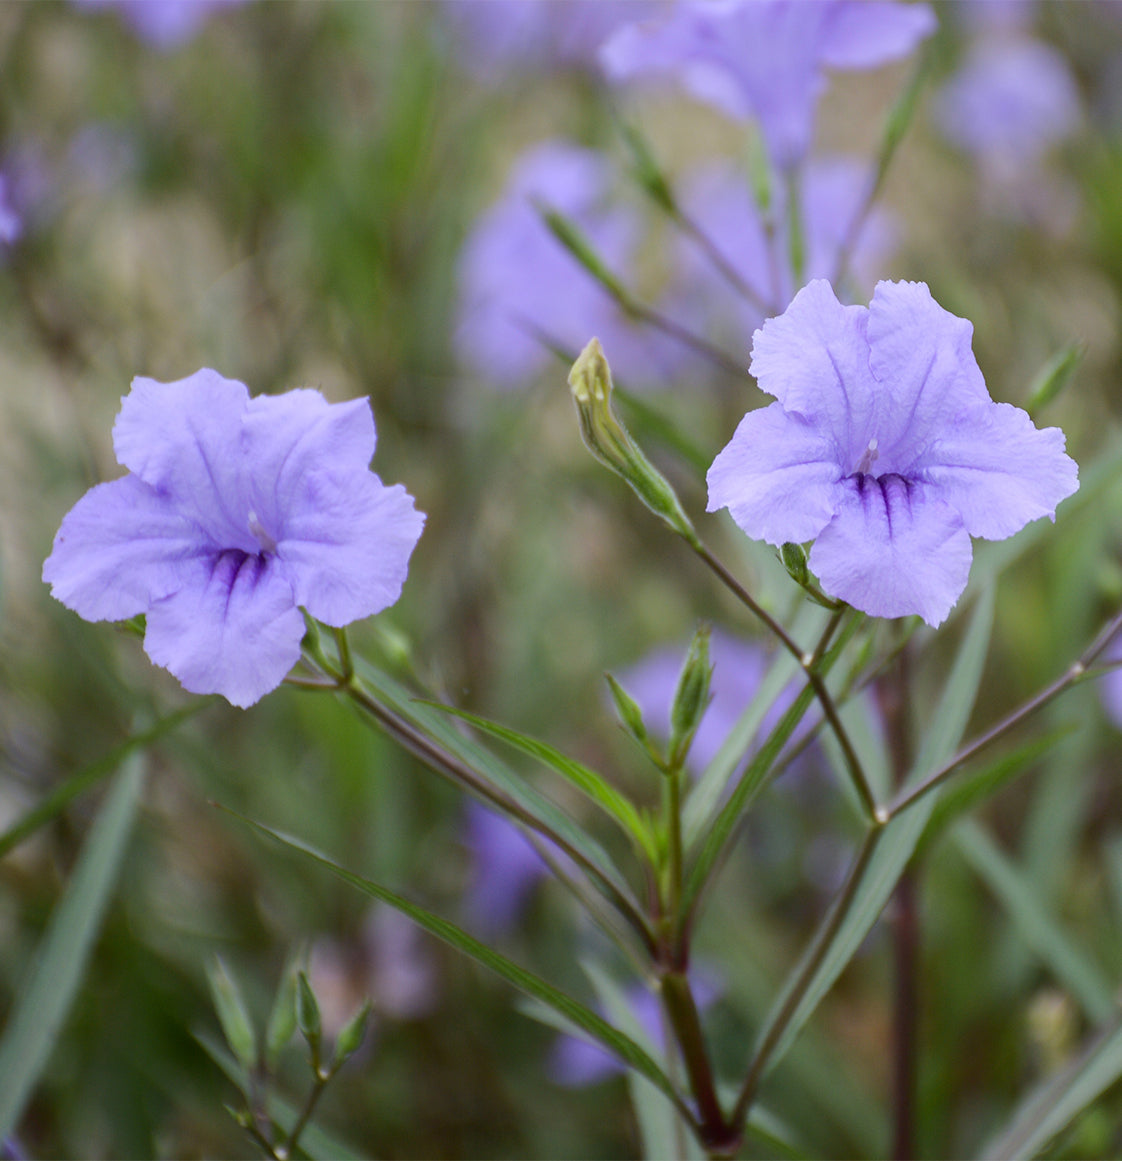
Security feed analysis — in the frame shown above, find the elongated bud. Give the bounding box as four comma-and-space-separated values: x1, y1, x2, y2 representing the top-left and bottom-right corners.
605, 671, 650, 745
333, 999, 373, 1068
296, 971, 323, 1064
569, 339, 699, 546
780, 542, 809, 587
207, 958, 258, 1073
1027, 343, 1082, 417
618, 121, 677, 214
668, 625, 712, 770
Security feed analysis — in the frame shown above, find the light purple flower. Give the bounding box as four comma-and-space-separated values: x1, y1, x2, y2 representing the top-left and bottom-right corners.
462, 802, 550, 938
614, 631, 795, 775
71, 0, 246, 49
934, 37, 1080, 171
707, 280, 1079, 627
43, 369, 424, 708
600, 0, 936, 170
0, 177, 21, 246
672, 156, 894, 334
455, 140, 681, 389
440, 1, 661, 79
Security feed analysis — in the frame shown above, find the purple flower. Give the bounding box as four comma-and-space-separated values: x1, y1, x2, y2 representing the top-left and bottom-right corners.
42, 370, 424, 707
600, 0, 936, 170
0, 177, 21, 246
672, 156, 894, 333
455, 140, 679, 390
614, 631, 795, 775
707, 280, 1079, 627
462, 802, 550, 938
935, 37, 1080, 173
71, 0, 246, 49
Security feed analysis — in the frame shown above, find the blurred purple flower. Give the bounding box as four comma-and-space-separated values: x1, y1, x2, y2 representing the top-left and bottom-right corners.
600, 0, 936, 170
72, 0, 246, 49
672, 155, 895, 335
0, 177, 21, 246
614, 630, 796, 775
707, 279, 1079, 626
550, 972, 721, 1086
43, 369, 424, 707
440, 0, 662, 79
462, 802, 551, 938
455, 140, 681, 390
934, 37, 1080, 172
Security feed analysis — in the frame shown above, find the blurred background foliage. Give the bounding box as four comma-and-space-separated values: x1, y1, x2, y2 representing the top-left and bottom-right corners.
5, 1, 1122, 1157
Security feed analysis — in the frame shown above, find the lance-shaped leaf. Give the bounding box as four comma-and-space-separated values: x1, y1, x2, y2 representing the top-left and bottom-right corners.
982, 1013, 1122, 1160
0, 758, 144, 1138
230, 809, 695, 1127
418, 700, 656, 862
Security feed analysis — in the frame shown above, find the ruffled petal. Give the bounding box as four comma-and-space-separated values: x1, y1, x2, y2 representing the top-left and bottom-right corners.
42, 474, 208, 621
242, 390, 376, 541
865, 281, 992, 471
920, 401, 1079, 539
809, 475, 973, 627
277, 471, 425, 626
819, 2, 936, 70
748, 279, 879, 462
707, 401, 846, 545
143, 551, 304, 708
112, 369, 256, 551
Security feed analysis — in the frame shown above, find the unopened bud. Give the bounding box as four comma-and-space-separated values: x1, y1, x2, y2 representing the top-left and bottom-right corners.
296, 971, 323, 1063
605, 672, 650, 745
569, 339, 699, 546
1027, 343, 1082, 417
618, 121, 677, 215
668, 625, 712, 770
265, 962, 299, 1069
780, 542, 809, 587
538, 205, 631, 305
207, 958, 258, 1073
333, 999, 373, 1068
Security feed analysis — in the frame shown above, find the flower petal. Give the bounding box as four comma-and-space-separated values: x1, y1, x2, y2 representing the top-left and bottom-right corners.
748, 279, 879, 464
277, 471, 425, 626
865, 281, 992, 472
819, 2, 936, 70
920, 401, 1079, 539
42, 474, 208, 621
707, 401, 846, 545
112, 369, 256, 551
242, 390, 376, 541
143, 551, 304, 708
809, 475, 973, 627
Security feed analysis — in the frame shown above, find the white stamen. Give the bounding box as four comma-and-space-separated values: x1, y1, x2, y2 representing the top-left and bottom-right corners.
855, 437, 879, 476
248, 510, 277, 555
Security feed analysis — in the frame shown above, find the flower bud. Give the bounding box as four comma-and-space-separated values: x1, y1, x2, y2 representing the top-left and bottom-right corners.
1027, 343, 1081, 417
668, 625, 712, 770
333, 999, 373, 1068
780, 541, 809, 587
538, 205, 631, 304
569, 339, 699, 546
265, 962, 299, 1069
296, 971, 323, 1064
207, 958, 258, 1073
604, 671, 650, 746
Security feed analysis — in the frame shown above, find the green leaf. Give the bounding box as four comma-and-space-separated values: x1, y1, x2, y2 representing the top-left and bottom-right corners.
196, 1030, 363, 1161
417, 700, 655, 861
207, 958, 259, 1074
229, 808, 692, 1123
916, 728, 1073, 859
982, 1014, 1122, 1160
353, 659, 637, 915
953, 818, 1114, 1024
754, 584, 995, 1078
0, 757, 144, 1139
0, 701, 209, 861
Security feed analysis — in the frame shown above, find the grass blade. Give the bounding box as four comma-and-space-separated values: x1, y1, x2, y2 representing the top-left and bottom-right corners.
0, 757, 144, 1138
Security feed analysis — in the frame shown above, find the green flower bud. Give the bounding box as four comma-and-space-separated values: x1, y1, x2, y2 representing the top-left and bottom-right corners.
618, 121, 677, 215
333, 999, 373, 1068
296, 971, 323, 1064
538, 206, 631, 304
668, 625, 712, 770
207, 958, 258, 1074
264, 962, 299, 1069
604, 671, 650, 746
780, 542, 809, 587
569, 339, 699, 546
1027, 343, 1082, 417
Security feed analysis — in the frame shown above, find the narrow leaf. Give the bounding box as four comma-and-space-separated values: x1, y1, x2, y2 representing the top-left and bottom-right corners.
229, 809, 691, 1121
983, 1013, 1122, 1160
418, 701, 654, 860
954, 818, 1114, 1024
754, 585, 995, 1077
0, 758, 144, 1138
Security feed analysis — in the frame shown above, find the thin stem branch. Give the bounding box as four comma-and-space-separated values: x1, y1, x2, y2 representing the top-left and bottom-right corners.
730, 826, 884, 1128
671, 205, 772, 316
884, 606, 1122, 822
691, 542, 879, 822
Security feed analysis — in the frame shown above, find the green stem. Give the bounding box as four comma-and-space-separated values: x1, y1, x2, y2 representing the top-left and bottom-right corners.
691, 542, 879, 822
278, 1065, 333, 1161
666, 761, 685, 944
